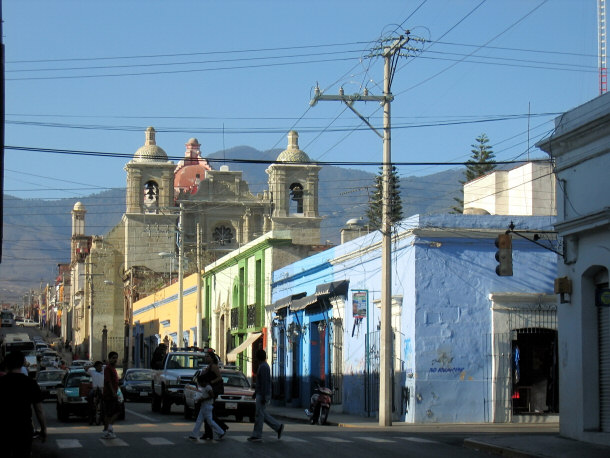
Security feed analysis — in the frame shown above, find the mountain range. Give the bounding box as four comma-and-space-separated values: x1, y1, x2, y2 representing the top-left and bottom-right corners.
0, 145, 464, 303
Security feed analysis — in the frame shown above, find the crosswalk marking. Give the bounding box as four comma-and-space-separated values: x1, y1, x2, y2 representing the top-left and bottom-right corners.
358, 436, 394, 443
282, 435, 308, 442
144, 437, 174, 445
56, 439, 82, 449
99, 437, 129, 447
399, 436, 439, 444
316, 436, 351, 443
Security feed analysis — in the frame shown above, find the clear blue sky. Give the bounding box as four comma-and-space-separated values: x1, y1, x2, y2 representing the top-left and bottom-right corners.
3, 0, 597, 200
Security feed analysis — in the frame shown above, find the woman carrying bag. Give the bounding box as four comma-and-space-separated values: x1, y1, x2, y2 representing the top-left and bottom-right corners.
201, 352, 227, 439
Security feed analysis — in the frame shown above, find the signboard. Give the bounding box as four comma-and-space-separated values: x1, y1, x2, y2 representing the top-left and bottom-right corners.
352, 290, 368, 318
596, 288, 610, 307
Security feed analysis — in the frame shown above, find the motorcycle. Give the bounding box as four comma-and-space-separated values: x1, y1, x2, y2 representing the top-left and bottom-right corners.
305, 382, 332, 425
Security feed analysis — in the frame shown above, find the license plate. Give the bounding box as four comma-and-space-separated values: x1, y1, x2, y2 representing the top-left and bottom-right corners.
225, 402, 237, 410
140, 392, 149, 396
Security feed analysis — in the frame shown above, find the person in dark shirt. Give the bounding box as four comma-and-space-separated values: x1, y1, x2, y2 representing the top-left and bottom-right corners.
102, 351, 120, 439
0, 350, 47, 457
247, 349, 284, 442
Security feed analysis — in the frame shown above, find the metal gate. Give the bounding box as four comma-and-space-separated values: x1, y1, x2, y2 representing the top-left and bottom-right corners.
329, 319, 343, 404
485, 304, 558, 422
365, 330, 380, 415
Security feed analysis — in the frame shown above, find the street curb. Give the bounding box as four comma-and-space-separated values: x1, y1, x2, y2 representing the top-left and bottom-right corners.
463, 438, 537, 458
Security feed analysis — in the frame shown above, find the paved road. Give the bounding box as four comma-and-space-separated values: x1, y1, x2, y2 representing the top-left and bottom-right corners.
32, 399, 493, 458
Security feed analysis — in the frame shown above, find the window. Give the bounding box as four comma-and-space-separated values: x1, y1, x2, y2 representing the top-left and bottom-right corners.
213, 225, 233, 246
289, 183, 303, 213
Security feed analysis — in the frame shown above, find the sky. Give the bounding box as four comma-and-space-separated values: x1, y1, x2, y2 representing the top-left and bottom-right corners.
2, 0, 598, 201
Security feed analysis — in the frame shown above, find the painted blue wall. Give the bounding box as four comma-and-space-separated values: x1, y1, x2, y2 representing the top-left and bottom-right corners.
271, 214, 557, 422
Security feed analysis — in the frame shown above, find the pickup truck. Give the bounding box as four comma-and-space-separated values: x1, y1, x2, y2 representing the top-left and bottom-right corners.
151, 350, 208, 414
16, 318, 39, 327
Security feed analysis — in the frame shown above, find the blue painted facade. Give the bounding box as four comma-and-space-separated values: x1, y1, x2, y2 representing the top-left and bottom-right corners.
270, 214, 557, 422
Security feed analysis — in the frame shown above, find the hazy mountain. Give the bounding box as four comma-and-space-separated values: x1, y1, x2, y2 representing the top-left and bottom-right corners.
0, 146, 463, 303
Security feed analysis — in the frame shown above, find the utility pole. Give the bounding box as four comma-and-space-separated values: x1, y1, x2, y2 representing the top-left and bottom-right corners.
310, 31, 422, 427
177, 203, 184, 349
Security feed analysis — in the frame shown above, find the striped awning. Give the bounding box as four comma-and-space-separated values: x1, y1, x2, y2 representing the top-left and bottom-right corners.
290, 294, 319, 311
315, 280, 350, 298
266, 292, 307, 312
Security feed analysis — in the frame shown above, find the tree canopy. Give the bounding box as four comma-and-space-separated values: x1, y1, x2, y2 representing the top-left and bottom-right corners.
366, 165, 403, 230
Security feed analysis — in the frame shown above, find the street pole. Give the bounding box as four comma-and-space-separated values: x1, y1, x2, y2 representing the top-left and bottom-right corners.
310, 32, 421, 427
177, 203, 184, 349
196, 223, 202, 347
379, 44, 393, 427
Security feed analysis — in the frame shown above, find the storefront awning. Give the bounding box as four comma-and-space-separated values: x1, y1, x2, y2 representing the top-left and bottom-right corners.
290, 294, 319, 311
316, 280, 350, 298
226, 332, 262, 363
266, 292, 307, 312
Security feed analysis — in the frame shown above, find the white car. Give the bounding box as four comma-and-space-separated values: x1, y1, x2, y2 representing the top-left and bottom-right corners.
17, 318, 39, 327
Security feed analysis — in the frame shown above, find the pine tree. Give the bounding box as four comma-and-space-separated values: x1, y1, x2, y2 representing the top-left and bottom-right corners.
453, 134, 496, 213
366, 165, 403, 230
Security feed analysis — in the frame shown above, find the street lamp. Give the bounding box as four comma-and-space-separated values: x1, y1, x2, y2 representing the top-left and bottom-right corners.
159, 252, 176, 284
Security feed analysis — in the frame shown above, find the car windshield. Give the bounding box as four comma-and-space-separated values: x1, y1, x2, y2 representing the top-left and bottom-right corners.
167, 354, 207, 369
66, 374, 91, 388
37, 371, 64, 382
125, 370, 153, 381
222, 373, 250, 388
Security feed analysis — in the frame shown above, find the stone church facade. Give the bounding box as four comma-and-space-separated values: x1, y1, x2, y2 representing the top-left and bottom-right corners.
68, 127, 321, 365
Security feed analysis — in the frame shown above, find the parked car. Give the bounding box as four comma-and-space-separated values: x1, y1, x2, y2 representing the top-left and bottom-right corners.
16, 318, 39, 327
36, 369, 66, 400
120, 368, 154, 401
183, 367, 255, 422
56, 369, 125, 421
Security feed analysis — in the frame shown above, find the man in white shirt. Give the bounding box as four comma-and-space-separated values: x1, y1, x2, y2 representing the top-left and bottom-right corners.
87, 361, 104, 424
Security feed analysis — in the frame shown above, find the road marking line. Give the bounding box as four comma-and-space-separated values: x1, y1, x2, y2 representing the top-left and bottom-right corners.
56, 439, 82, 449
99, 438, 129, 447
144, 437, 174, 445
169, 422, 190, 426
399, 436, 439, 444
315, 436, 351, 443
358, 436, 395, 443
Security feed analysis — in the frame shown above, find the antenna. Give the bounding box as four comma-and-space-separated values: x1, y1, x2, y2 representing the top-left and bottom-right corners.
600, 0, 607, 94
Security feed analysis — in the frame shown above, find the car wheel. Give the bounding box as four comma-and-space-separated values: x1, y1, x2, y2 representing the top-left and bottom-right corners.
57, 403, 69, 422
151, 392, 161, 412
160, 389, 171, 414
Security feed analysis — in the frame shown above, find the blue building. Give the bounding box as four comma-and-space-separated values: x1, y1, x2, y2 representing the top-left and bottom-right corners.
268, 214, 558, 423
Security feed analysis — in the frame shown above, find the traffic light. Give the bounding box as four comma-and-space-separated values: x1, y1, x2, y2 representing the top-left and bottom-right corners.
495, 233, 513, 276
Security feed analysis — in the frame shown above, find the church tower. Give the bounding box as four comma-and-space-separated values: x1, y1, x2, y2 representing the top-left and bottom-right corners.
266, 130, 321, 245
71, 202, 90, 264
123, 127, 177, 270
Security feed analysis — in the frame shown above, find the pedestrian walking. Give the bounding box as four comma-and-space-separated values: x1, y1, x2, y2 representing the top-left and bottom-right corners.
201, 351, 227, 439
0, 350, 47, 457
247, 349, 284, 442
102, 351, 120, 439
188, 371, 225, 442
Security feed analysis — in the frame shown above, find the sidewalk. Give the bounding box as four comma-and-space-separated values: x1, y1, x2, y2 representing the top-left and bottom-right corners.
267, 404, 610, 457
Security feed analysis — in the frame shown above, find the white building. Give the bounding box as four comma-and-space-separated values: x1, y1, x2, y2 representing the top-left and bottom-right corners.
464, 162, 556, 216
537, 92, 610, 446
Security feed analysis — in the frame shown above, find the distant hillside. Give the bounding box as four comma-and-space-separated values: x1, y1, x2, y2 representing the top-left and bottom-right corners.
0, 146, 463, 302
